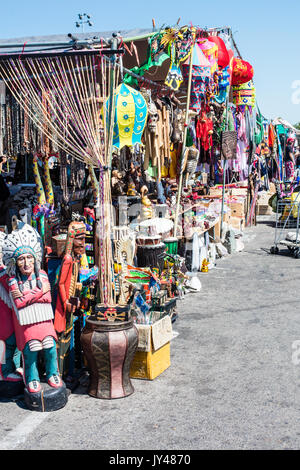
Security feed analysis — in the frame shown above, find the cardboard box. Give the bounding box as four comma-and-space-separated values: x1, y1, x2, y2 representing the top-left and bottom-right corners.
257, 204, 273, 215
130, 316, 172, 380
231, 188, 248, 196
134, 316, 173, 352
229, 216, 245, 230
209, 187, 225, 197
130, 342, 170, 380
228, 201, 245, 218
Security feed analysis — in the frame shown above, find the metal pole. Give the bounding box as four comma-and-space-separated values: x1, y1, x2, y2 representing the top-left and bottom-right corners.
173, 44, 195, 237
220, 95, 229, 239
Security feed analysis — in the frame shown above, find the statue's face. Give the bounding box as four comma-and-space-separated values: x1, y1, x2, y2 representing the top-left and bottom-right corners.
17, 253, 35, 277
73, 234, 86, 256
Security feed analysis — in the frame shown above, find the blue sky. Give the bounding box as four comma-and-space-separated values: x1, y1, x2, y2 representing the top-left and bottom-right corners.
0, 0, 299, 124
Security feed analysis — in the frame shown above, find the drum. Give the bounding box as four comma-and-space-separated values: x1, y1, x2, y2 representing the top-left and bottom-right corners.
136, 234, 162, 246
163, 237, 178, 255
136, 243, 166, 272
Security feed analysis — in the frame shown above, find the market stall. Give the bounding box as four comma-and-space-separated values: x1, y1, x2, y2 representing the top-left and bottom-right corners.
0, 24, 278, 411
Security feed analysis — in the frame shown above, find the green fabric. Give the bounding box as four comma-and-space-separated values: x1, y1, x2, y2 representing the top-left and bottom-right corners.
255, 106, 264, 145
123, 33, 170, 88
276, 125, 288, 135
186, 128, 194, 147
147, 160, 157, 178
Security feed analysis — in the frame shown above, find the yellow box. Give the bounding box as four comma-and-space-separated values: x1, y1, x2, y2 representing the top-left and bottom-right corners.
130, 342, 171, 380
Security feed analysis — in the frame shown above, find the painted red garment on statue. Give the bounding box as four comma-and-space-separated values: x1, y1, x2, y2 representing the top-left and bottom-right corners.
8, 270, 57, 351
196, 114, 213, 151
54, 254, 73, 334
0, 266, 14, 341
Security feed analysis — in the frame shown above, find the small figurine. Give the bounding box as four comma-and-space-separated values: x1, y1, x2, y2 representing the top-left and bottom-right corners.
201, 258, 209, 273
140, 185, 153, 220
126, 177, 138, 196
111, 170, 125, 196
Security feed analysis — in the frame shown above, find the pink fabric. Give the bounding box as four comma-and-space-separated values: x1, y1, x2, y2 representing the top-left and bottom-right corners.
0, 270, 14, 340
285, 161, 295, 181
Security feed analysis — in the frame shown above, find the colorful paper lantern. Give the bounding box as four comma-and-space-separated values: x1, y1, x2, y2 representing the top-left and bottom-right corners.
233, 80, 256, 110
197, 38, 218, 75
105, 83, 148, 149
207, 36, 230, 69
231, 58, 254, 86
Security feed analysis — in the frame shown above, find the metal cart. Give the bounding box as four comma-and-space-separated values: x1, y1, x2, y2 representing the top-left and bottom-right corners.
270, 190, 300, 258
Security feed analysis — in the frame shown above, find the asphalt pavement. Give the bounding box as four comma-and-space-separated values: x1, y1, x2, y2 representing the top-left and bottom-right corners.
1, 215, 300, 450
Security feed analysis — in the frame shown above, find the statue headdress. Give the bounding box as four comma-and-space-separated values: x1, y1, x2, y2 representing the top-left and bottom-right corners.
2, 222, 43, 278
65, 220, 86, 256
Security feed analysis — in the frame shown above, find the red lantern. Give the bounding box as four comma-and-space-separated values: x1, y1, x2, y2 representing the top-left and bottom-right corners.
208, 35, 230, 69
231, 58, 254, 86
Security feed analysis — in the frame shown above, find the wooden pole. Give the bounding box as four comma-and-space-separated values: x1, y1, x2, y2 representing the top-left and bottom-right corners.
173, 44, 195, 237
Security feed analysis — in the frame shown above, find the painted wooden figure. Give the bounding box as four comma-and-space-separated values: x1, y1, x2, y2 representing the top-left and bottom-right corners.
2, 223, 63, 395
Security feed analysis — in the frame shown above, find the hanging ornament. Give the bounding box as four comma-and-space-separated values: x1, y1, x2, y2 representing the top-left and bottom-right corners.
232, 80, 256, 112
231, 58, 254, 86
197, 38, 218, 75
104, 83, 148, 149
207, 36, 230, 69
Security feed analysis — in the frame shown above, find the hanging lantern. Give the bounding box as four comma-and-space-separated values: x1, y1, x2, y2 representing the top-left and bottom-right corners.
207, 36, 230, 69
231, 58, 254, 86
197, 38, 218, 75
232, 80, 256, 111
104, 83, 148, 149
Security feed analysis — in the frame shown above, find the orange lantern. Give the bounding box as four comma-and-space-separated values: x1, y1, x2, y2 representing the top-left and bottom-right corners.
231, 58, 254, 86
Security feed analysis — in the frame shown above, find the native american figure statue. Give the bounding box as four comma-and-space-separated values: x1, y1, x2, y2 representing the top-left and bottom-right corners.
2, 223, 63, 396
0, 232, 23, 389
53, 220, 86, 379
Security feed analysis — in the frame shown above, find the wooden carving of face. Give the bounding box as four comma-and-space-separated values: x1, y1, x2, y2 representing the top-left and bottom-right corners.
73, 234, 86, 256
17, 253, 35, 277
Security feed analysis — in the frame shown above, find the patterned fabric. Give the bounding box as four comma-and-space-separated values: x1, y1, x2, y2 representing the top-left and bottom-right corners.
233, 80, 256, 111
285, 161, 295, 181
105, 83, 148, 149
182, 44, 212, 112
197, 39, 218, 74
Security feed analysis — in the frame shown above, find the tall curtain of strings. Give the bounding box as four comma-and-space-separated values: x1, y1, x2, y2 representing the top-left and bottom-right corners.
0, 53, 119, 306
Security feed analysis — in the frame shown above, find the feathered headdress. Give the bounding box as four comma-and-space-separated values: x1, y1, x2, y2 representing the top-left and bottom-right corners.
2, 223, 43, 276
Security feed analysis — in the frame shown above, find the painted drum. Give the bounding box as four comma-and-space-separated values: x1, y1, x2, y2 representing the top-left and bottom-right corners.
136, 243, 166, 272
163, 237, 178, 255
136, 235, 162, 246
80, 318, 138, 399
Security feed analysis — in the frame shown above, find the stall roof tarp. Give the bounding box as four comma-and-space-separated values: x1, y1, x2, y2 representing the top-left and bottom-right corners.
272, 117, 300, 135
